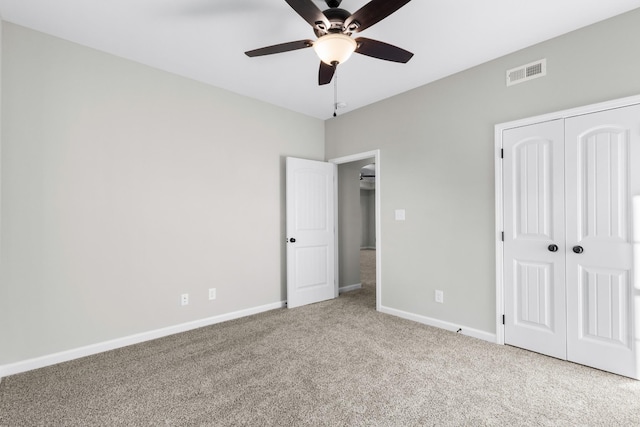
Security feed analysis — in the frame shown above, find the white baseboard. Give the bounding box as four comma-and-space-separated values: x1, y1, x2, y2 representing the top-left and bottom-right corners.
0, 300, 286, 378
378, 305, 497, 343
339, 283, 362, 293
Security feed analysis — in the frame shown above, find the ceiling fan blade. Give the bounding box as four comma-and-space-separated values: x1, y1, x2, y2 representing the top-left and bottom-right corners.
344, 0, 412, 33
245, 39, 314, 57
354, 37, 413, 63
284, 0, 330, 30
319, 61, 336, 85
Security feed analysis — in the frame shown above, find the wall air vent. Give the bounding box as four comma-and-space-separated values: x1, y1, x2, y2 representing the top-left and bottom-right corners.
506, 59, 546, 86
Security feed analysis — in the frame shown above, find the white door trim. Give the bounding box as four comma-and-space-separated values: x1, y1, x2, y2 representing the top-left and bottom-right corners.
329, 150, 381, 311
495, 94, 640, 345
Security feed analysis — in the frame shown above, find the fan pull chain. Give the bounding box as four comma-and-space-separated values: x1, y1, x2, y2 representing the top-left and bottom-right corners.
333, 66, 338, 117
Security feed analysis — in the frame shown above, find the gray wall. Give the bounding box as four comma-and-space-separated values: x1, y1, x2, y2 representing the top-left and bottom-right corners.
360, 189, 375, 249
3, 8, 640, 368
325, 9, 640, 334
337, 159, 371, 288
0, 23, 324, 365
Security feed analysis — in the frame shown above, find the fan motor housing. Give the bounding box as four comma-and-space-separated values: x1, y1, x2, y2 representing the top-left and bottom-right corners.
315, 8, 352, 37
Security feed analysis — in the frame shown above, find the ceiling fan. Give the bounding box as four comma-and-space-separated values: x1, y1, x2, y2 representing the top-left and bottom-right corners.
245, 0, 414, 85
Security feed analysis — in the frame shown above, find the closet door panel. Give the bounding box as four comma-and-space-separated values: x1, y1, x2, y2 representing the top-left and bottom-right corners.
565, 104, 640, 379
503, 120, 567, 359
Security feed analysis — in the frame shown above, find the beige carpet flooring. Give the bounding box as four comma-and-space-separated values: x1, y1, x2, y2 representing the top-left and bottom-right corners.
1, 250, 640, 425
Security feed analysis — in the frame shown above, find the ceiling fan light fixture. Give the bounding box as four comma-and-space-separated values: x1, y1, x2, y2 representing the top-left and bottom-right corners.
313, 33, 357, 65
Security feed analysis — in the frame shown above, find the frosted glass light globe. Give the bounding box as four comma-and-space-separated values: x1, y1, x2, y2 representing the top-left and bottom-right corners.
313, 33, 357, 65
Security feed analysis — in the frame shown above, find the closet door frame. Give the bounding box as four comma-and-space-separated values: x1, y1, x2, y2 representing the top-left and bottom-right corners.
494, 93, 640, 346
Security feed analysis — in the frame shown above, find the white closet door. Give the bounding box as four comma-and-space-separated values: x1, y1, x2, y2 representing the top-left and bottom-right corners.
565, 104, 640, 379
503, 119, 567, 359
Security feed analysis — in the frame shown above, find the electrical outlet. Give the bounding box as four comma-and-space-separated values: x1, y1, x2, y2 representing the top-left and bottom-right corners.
181, 293, 189, 306
208, 288, 216, 300
435, 290, 444, 304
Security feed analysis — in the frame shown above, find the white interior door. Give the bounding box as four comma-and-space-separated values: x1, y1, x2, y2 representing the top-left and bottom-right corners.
564, 105, 640, 378
286, 157, 336, 309
503, 119, 567, 359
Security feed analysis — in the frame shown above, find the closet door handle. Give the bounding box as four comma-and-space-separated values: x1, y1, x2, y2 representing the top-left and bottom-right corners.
548, 244, 558, 252
572, 245, 584, 254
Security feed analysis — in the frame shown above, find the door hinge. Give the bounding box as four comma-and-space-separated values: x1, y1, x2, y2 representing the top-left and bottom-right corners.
500, 148, 504, 158
501, 231, 504, 241
502, 314, 505, 325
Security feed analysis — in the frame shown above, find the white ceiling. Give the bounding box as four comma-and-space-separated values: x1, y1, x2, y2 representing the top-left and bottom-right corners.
1, 0, 639, 120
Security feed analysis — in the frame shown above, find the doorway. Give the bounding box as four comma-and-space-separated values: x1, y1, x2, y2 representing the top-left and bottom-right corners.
359, 163, 377, 299
336, 160, 376, 296
330, 150, 381, 311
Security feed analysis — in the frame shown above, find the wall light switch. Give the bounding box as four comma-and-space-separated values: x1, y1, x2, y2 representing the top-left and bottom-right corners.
209, 288, 216, 300
395, 209, 406, 221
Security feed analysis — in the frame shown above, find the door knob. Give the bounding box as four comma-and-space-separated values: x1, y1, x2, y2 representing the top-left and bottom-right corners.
548, 244, 558, 252
572, 245, 584, 254
289, 238, 296, 243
